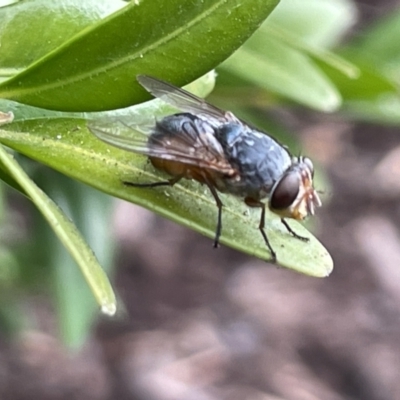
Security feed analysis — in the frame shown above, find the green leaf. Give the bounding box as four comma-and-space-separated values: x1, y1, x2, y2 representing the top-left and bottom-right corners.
319, 60, 398, 101
343, 96, 400, 126
221, 35, 341, 112
0, 161, 25, 194
263, 24, 359, 80
0, 140, 116, 315
0, 0, 280, 111
0, 111, 25, 192
217, 0, 360, 111
266, 0, 357, 48
344, 7, 400, 83
0, 0, 126, 79
0, 98, 333, 277
0, 1, 21, 8
37, 173, 115, 347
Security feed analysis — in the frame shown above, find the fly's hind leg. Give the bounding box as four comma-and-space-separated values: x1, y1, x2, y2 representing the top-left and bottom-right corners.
280, 219, 309, 242
203, 177, 224, 248
123, 175, 182, 188
245, 197, 277, 262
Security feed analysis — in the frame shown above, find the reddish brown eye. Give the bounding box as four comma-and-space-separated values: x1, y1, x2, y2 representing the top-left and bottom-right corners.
270, 173, 300, 210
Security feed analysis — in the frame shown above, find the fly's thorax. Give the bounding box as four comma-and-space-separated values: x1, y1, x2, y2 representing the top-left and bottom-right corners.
214, 124, 292, 199
269, 156, 321, 220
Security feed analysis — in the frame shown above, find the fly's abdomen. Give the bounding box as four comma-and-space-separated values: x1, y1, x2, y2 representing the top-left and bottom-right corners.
146, 113, 234, 183
149, 113, 200, 144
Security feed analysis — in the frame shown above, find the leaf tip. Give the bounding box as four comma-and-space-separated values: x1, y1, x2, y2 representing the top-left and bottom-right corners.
101, 302, 117, 316
316, 253, 334, 278
320, 91, 342, 112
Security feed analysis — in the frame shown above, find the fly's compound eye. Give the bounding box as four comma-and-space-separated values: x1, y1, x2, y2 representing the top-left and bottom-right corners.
303, 157, 314, 177
270, 173, 300, 210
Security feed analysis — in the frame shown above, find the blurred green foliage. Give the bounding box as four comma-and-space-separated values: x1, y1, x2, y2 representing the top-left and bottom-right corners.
0, 0, 399, 345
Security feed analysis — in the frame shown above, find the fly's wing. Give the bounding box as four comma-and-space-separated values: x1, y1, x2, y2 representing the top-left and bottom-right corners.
137, 75, 241, 127
88, 115, 236, 175
88, 114, 155, 156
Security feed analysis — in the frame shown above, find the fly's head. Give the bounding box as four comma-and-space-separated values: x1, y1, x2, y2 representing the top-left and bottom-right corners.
268, 156, 321, 220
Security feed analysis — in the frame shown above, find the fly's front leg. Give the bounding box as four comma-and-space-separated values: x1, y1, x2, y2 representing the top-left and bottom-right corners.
245, 197, 277, 262
280, 219, 309, 242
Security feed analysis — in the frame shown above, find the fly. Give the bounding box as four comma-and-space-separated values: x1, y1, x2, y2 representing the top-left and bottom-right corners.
89, 75, 322, 262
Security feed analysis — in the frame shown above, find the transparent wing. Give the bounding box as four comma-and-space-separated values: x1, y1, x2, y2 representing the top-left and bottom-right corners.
88, 115, 236, 175
88, 116, 152, 155
137, 75, 240, 126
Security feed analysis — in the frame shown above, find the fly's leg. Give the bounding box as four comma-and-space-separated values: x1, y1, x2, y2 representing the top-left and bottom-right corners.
203, 177, 224, 248
280, 219, 309, 242
245, 198, 277, 262
123, 175, 182, 188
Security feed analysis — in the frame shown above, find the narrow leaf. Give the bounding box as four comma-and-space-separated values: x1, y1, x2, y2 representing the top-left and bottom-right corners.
266, 0, 357, 48
344, 7, 400, 82
39, 174, 115, 347
264, 24, 360, 79
0, 100, 333, 277
221, 36, 341, 112
0, 142, 116, 314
